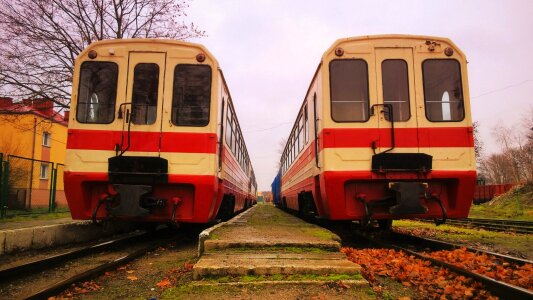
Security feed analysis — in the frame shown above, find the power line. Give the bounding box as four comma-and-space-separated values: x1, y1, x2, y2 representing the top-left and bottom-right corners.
472, 80, 533, 99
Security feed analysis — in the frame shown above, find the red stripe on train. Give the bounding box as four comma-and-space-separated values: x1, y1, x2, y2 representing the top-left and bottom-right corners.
67, 129, 217, 153
319, 127, 474, 150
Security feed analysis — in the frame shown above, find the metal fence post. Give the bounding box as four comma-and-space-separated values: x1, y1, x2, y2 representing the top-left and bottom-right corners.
48, 163, 57, 213
0, 153, 3, 218
1, 159, 8, 219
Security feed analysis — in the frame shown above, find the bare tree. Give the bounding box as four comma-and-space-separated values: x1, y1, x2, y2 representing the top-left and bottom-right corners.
479, 107, 533, 184
276, 137, 287, 170
0, 0, 204, 111
473, 121, 484, 165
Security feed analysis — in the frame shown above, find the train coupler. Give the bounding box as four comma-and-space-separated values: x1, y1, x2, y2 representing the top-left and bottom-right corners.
388, 182, 429, 215
426, 192, 447, 226
110, 184, 151, 217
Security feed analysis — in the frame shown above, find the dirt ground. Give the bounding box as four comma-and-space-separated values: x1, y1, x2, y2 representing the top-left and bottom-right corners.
53, 240, 382, 300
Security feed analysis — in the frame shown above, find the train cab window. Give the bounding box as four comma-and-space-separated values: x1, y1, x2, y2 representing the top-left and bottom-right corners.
172, 65, 211, 126
330, 59, 369, 122
76, 61, 118, 124
132, 63, 159, 125
382, 60, 410, 121
423, 59, 465, 122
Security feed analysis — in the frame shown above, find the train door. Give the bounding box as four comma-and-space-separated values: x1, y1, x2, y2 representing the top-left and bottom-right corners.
374, 48, 419, 153
124, 52, 167, 155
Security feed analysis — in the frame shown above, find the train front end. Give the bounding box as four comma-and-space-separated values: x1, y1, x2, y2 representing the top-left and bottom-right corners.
64, 39, 221, 223
319, 35, 476, 225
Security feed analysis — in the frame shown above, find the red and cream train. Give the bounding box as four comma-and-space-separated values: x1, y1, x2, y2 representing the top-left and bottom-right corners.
274, 35, 476, 227
64, 39, 256, 224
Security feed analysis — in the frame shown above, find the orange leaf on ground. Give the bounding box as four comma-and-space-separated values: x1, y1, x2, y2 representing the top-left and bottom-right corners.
156, 278, 172, 288
127, 276, 138, 281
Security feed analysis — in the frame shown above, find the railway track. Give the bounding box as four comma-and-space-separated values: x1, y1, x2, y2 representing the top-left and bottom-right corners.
0, 228, 183, 299
416, 218, 533, 234
355, 230, 533, 299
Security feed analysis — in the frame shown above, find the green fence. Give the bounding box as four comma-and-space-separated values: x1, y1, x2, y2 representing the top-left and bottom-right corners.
0, 154, 68, 218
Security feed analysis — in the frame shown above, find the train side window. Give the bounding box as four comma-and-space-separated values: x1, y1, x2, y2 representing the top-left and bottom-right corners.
329, 59, 369, 122
304, 106, 309, 144
132, 63, 159, 125
225, 109, 233, 146
76, 61, 118, 124
422, 59, 465, 122
382, 59, 410, 121
172, 64, 211, 126
298, 114, 305, 152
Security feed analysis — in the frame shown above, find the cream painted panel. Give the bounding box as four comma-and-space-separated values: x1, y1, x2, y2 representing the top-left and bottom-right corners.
65, 150, 216, 175
322, 147, 475, 172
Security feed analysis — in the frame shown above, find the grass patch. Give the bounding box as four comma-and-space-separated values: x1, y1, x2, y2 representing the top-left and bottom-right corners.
246, 204, 306, 226
302, 227, 338, 241
212, 246, 332, 254
469, 184, 533, 221
198, 273, 363, 283
0, 210, 71, 223
394, 220, 532, 258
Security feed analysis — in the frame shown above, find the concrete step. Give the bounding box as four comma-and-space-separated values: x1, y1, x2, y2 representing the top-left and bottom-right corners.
203, 239, 341, 252
189, 279, 368, 288
193, 251, 361, 279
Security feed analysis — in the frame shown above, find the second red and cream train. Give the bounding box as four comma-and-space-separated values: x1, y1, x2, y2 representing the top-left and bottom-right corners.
274, 35, 476, 227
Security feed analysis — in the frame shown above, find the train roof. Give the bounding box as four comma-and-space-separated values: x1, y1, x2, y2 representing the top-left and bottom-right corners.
323, 34, 466, 61
76, 38, 219, 66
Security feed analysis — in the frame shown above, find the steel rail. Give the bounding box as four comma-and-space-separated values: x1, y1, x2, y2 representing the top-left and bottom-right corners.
24, 235, 180, 300
415, 218, 533, 234
391, 231, 533, 265
0, 230, 148, 281
467, 218, 533, 226
356, 232, 533, 300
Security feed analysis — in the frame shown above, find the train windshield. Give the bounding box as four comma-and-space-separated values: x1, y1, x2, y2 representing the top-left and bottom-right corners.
329, 59, 369, 122
423, 59, 465, 122
76, 61, 118, 124
382, 59, 410, 121
172, 64, 211, 126
131, 63, 159, 125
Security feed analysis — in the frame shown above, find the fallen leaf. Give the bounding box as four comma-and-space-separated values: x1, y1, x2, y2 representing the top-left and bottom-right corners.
156, 278, 172, 288
127, 276, 138, 281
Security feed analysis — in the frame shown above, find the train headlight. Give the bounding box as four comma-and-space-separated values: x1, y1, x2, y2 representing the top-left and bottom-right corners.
444, 47, 454, 56
196, 53, 206, 62
88, 50, 97, 59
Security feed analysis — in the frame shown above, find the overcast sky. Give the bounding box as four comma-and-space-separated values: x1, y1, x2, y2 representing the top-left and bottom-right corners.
185, 0, 533, 191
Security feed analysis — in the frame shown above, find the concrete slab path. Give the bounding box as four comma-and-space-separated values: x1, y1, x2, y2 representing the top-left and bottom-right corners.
193, 204, 363, 281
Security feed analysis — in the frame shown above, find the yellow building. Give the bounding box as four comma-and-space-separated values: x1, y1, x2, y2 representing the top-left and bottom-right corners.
0, 97, 68, 208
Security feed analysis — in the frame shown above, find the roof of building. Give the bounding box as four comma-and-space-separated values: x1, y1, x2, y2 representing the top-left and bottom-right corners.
0, 97, 68, 126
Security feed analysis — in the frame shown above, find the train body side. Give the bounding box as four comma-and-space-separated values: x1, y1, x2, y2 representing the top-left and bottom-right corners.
278, 35, 476, 222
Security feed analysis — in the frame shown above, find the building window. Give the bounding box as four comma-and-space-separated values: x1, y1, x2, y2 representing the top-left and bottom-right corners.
42, 132, 51, 147
40, 164, 49, 180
